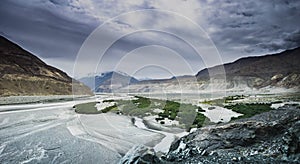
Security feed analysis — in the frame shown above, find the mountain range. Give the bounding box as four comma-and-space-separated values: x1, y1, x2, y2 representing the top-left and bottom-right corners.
0, 36, 92, 96
1, 34, 299, 95
196, 47, 300, 89
79, 47, 300, 93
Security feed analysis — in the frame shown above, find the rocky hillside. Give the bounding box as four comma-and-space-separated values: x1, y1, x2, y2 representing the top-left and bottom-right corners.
0, 36, 92, 96
121, 104, 300, 163
196, 47, 300, 89
111, 48, 300, 93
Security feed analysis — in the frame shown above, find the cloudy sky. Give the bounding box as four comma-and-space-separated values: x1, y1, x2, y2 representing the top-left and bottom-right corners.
1, 0, 300, 79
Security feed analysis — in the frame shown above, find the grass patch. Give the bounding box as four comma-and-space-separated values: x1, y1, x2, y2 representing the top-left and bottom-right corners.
73, 96, 208, 130
74, 102, 117, 114
101, 104, 118, 113
158, 100, 180, 120
118, 97, 153, 116
132, 96, 151, 108
177, 104, 207, 130
201, 95, 247, 106
224, 95, 246, 103
74, 102, 100, 114
116, 96, 207, 129
225, 103, 273, 120
201, 98, 225, 106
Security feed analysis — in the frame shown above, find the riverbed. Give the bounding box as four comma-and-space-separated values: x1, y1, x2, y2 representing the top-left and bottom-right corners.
0, 96, 166, 163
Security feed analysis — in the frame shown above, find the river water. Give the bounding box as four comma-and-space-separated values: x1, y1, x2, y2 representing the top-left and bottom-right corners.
0, 98, 164, 163
0, 93, 245, 163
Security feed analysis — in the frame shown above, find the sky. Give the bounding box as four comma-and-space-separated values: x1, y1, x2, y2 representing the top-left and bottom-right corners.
0, 0, 300, 79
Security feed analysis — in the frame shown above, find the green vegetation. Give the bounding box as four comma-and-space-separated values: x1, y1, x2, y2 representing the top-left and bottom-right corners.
74, 96, 209, 129
74, 94, 279, 130
74, 102, 100, 114
176, 104, 207, 130
116, 96, 207, 129
201, 98, 225, 106
224, 95, 245, 102
201, 95, 247, 106
193, 113, 206, 128
132, 96, 151, 108
101, 104, 118, 113
197, 106, 205, 112
158, 100, 180, 120
201, 99, 214, 105
118, 96, 153, 116
74, 102, 117, 114
225, 103, 273, 120
103, 99, 115, 103
39, 97, 75, 103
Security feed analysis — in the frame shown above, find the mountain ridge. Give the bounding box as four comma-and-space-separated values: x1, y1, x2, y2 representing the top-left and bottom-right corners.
79, 47, 300, 93
196, 47, 300, 89
0, 35, 92, 96
114, 47, 300, 93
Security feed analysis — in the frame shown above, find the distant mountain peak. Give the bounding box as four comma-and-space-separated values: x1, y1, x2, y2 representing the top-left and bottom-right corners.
78, 71, 139, 93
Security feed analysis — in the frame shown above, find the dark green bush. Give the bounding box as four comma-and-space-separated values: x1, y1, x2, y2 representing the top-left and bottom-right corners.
103, 99, 115, 102
193, 113, 206, 128
132, 96, 151, 108
225, 103, 273, 119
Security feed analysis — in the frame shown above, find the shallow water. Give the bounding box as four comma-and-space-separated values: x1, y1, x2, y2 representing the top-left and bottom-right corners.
0, 97, 163, 164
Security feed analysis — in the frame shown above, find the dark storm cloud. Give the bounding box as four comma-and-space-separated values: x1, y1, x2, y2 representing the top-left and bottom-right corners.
103, 30, 203, 63
0, 0, 97, 60
200, 0, 300, 59
284, 29, 300, 46
0, 0, 299, 77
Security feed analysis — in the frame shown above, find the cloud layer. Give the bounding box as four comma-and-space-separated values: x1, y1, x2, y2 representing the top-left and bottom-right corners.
1, 0, 299, 78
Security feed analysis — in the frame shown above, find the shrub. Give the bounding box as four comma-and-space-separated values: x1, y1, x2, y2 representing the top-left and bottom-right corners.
197, 106, 205, 112
193, 113, 206, 128
155, 117, 164, 121
169, 112, 177, 120
103, 99, 115, 102
133, 96, 151, 108
158, 112, 169, 118
225, 103, 272, 119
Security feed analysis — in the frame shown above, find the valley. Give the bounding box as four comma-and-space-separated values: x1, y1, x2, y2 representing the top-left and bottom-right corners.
0, 91, 299, 163
0, 35, 299, 163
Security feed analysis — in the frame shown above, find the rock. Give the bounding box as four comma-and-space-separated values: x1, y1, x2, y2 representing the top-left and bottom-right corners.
232, 157, 237, 161
163, 104, 300, 163
271, 74, 283, 81
119, 145, 161, 164
123, 105, 300, 163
